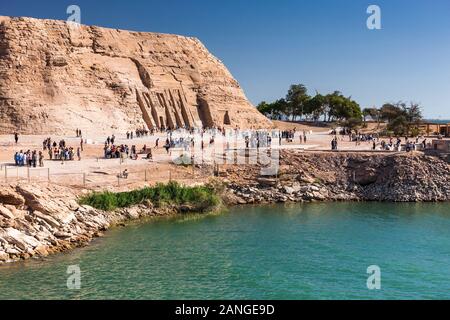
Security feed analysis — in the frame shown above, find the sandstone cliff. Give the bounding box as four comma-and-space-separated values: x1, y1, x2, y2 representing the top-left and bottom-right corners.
0, 16, 271, 135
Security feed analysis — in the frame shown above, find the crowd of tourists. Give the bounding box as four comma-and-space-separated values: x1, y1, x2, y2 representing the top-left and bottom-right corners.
104, 143, 128, 159
125, 126, 228, 140
14, 150, 44, 167
351, 133, 379, 144
126, 128, 150, 139
43, 138, 81, 162
281, 130, 295, 142
376, 137, 427, 152
329, 129, 429, 152
104, 133, 154, 160
103, 133, 123, 158
279, 129, 309, 144
104, 143, 153, 161
105, 127, 289, 162
12, 137, 81, 167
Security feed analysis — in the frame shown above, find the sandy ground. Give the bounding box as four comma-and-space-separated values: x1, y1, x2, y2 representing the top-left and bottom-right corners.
0, 122, 446, 190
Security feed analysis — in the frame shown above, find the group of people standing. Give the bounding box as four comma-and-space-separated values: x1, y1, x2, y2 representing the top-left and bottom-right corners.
104, 135, 123, 159
104, 134, 148, 160
126, 128, 151, 139
43, 138, 81, 163
330, 128, 429, 152
280, 129, 308, 144
14, 150, 44, 167
104, 143, 127, 159
104, 142, 153, 161
281, 130, 296, 143
12, 134, 82, 167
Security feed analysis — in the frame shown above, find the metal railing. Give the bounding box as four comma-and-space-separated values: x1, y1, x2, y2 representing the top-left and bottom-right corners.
0, 164, 209, 190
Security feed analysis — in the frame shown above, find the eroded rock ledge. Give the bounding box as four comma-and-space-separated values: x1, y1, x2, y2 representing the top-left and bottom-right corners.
222, 151, 450, 204
0, 183, 175, 264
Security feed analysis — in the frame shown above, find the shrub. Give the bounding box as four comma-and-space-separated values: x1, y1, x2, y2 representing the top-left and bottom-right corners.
79, 181, 221, 213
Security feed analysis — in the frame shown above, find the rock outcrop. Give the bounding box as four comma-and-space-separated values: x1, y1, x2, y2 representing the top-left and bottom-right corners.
0, 16, 271, 134
222, 151, 450, 204
0, 183, 175, 264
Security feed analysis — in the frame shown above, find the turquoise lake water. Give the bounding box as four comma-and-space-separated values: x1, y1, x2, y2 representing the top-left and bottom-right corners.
1, 202, 450, 300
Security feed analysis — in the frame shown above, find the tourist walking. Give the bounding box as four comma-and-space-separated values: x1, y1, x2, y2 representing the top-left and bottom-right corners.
164, 139, 171, 154
14, 132, 19, 144
331, 137, 338, 150
26, 151, 32, 167
60, 148, 65, 164
31, 151, 37, 167
38, 151, 44, 167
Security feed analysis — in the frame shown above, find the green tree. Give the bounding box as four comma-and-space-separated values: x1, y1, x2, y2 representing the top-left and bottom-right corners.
256, 99, 288, 120
272, 99, 289, 119
403, 102, 423, 135
323, 91, 341, 121
256, 101, 272, 117
327, 92, 362, 121
380, 103, 403, 123
257, 85, 362, 123
304, 93, 326, 121
286, 84, 310, 121
382, 102, 423, 136
387, 115, 408, 135
404, 102, 423, 124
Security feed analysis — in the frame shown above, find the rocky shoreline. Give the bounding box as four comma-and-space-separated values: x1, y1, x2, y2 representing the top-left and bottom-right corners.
1, 151, 449, 264
222, 151, 450, 204
0, 183, 181, 264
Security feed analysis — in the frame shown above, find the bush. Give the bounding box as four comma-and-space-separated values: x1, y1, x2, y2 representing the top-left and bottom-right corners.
79, 181, 221, 212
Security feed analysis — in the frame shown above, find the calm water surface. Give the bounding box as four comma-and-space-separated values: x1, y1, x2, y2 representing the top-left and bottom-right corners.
1, 202, 450, 300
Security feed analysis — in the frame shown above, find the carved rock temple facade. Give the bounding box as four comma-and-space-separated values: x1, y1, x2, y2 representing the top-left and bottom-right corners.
0, 16, 271, 135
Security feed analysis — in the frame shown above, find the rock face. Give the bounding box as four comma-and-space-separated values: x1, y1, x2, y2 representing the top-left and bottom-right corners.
223, 151, 450, 204
0, 182, 176, 264
0, 16, 271, 134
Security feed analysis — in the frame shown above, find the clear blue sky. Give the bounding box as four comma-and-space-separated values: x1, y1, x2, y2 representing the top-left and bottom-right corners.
1, 0, 449, 118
